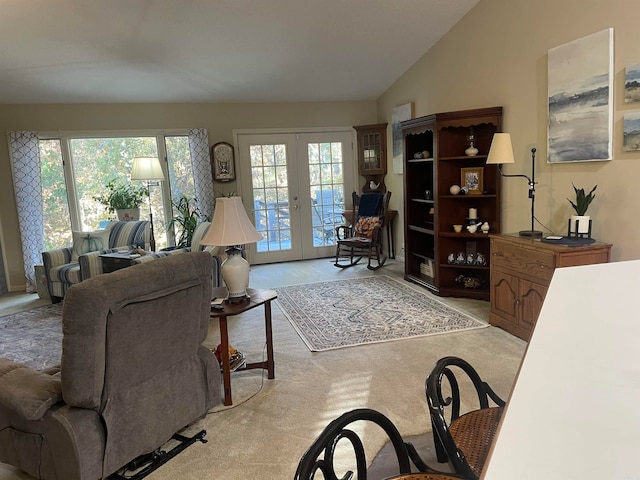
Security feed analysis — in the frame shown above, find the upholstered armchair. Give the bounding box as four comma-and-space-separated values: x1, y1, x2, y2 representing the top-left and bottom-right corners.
0, 252, 222, 480
133, 221, 226, 287
42, 220, 150, 303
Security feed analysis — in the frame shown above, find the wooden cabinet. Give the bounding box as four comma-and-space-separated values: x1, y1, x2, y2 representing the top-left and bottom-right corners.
402, 107, 502, 300
354, 123, 387, 193
489, 234, 612, 340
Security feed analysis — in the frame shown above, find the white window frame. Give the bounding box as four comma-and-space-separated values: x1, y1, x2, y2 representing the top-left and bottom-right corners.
38, 128, 192, 247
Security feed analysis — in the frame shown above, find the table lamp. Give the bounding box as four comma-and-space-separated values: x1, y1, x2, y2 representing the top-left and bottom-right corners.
131, 157, 165, 251
486, 133, 542, 238
201, 196, 263, 303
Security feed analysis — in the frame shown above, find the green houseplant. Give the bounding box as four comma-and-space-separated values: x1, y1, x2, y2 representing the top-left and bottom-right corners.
168, 196, 202, 248
568, 184, 597, 216
568, 184, 597, 234
94, 179, 148, 220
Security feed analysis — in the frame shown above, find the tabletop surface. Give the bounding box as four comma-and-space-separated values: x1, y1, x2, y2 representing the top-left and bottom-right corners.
482, 260, 640, 479
210, 287, 277, 317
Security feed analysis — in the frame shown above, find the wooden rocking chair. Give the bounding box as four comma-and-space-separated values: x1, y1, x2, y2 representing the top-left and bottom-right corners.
334, 191, 391, 270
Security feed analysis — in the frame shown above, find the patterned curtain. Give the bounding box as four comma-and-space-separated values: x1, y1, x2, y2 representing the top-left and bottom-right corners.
9, 131, 44, 293
188, 128, 215, 221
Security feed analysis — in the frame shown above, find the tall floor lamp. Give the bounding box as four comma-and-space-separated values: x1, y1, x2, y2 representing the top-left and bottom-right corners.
201, 197, 263, 303
486, 133, 542, 238
131, 157, 165, 251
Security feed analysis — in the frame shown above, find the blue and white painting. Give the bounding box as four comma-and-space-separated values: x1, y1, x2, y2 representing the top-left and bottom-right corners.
625, 63, 640, 103
623, 112, 640, 151
547, 28, 613, 163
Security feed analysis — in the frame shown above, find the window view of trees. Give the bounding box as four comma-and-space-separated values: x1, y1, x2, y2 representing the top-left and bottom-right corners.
39, 140, 70, 250
39, 133, 197, 251
70, 137, 159, 232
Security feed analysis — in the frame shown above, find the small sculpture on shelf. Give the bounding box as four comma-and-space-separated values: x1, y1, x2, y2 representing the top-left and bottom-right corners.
455, 274, 483, 289
481, 222, 490, 234
467, 224, 478, 234
465, 127, 479, 156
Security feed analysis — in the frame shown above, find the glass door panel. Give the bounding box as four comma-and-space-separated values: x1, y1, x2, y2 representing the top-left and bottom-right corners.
238, 130, 354, 264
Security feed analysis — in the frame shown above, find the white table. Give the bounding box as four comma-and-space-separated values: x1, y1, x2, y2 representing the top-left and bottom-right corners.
483, 260, 640, 479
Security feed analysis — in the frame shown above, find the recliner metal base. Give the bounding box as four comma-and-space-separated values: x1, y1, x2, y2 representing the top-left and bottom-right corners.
109, 430, 207, 480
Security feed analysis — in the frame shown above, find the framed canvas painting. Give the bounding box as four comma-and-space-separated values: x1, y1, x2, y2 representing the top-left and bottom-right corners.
623, 112, 640, 151
547, 28, 613, 163
391, 103, 414, 174
625, 63, 640, 103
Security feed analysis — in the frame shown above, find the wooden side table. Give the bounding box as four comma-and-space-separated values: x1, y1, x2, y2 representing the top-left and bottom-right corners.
489, 234, 612, 340
210, 287, 277, 406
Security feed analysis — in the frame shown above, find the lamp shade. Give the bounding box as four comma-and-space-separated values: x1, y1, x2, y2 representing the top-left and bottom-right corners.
202, 197, 263, 246
486, 133, 515, 165
131, 157, 165, 181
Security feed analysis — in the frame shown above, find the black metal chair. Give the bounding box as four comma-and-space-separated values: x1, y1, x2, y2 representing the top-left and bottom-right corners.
294, 408, 465, 480
426, 357, 506, 480
334, 191, 390, 270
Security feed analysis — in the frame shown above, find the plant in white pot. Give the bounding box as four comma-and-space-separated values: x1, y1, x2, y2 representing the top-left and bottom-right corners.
568, 184, 597, 235
94, 179, 148, 221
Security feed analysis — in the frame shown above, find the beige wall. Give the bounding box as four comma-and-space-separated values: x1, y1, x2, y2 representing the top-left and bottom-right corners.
0, 102, 376, 290
379, 0, 638, 263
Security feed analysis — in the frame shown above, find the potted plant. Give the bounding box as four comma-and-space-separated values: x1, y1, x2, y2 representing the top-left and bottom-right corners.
168, 196, 202, 247
568, 183, 597, 235
94, 179, 148, 221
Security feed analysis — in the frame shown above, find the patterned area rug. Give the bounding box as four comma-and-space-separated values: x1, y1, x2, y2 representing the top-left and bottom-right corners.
0, 304, 62, 369
275, 276, 487, 351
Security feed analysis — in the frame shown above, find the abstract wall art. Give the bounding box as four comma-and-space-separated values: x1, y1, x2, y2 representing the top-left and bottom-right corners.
547, 28, 613, 163
624, 63, 640, 103
623, 112, 640, 151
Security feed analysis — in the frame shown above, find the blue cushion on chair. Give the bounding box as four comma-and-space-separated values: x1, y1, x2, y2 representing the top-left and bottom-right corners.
358, 194, 383, 217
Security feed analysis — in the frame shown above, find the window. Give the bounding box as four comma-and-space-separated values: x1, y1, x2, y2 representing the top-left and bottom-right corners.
39, 132, 198, 251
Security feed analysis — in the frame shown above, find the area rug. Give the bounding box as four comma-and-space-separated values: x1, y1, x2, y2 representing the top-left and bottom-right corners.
275, 276, 487, 351
0, 304, 62, 370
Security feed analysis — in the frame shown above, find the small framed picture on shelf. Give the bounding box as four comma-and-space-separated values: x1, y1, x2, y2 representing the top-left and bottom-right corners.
211, 142, 236, 182
461, 167, 484, 194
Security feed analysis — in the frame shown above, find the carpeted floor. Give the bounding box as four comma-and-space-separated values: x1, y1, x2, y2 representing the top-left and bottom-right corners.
276, 276, 487, 351
0, 258, 526, 480
0, 303, 62, 370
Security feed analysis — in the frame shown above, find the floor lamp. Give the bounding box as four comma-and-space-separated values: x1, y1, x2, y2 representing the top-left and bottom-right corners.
201, 197, 263, 303
131, 157, 165, 251
486, 133, 542, 238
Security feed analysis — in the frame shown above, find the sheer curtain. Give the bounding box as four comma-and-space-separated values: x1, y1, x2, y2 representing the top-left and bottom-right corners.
9, 131, 44, 292
188, 128, 215, 221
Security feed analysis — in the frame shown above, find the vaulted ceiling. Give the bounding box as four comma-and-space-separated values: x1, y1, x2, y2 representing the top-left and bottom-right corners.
0, 0, 478, 104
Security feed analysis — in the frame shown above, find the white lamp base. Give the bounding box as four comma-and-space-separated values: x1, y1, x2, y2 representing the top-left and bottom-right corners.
221, 246, 250, 303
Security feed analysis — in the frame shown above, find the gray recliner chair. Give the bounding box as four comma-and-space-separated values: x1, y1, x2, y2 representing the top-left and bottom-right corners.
0, 252, 222, 479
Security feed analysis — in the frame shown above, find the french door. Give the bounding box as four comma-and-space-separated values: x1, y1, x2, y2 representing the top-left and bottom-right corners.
236, 130, 354, 264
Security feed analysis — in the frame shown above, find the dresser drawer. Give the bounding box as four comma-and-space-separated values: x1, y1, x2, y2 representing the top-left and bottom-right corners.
491, 240, 555, 282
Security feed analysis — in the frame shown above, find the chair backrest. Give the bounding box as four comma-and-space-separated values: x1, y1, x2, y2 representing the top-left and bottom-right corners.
106, 220, 150, 249
190, 221, 211, 251
426, 356, 505, 479
295, 408, 412, 480
295, 408, 463, 480
61, 252, 217, 472
353, 191, 391, 221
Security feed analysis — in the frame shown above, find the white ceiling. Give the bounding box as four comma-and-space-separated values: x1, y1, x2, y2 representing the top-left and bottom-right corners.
0, 0, 478, 104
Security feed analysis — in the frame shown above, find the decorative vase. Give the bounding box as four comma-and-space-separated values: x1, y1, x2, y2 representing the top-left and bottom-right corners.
570, 215, 590, 234
117, 208, 140, 221
465, 129, 478, 156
